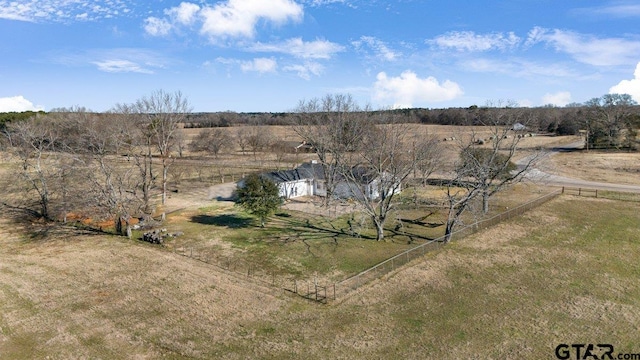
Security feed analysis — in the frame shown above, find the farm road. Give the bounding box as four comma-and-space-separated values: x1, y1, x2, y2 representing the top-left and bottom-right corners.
519, 141, 640, 193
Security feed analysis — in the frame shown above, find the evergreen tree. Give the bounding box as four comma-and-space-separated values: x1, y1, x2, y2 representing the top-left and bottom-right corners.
236, 174, 283, 227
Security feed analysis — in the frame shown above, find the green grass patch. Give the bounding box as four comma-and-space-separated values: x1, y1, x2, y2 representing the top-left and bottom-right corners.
163, 186, 555, 282
167, 205, 421, 280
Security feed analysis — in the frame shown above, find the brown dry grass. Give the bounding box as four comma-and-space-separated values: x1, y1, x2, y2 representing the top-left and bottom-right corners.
1, 196, 639, 359
547, 150, 640, 185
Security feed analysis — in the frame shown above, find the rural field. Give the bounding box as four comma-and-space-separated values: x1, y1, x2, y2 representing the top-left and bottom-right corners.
1, 196, 639, 359
1, 123, 640, 359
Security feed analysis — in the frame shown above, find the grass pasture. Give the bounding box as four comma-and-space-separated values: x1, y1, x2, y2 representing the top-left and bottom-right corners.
548, 149, 640, 185
1, 124, 639, 359
0, 196, 639, 359
160, 184, 550, 284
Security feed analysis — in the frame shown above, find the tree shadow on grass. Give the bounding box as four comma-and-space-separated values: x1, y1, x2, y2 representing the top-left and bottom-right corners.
1, 202, 113, 242
190, 214, 254, 228
267, 214, 377, 241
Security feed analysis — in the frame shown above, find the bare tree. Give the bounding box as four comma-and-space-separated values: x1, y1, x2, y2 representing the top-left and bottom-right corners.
4, 115, 63, 219
584, 94, 638, 150
108, 104, 156, 216
78, 114, 144, 238
174, 128, 187, 158
412, 131, 441, 185
235, 127, 250, 155
337, 121, 433, 241
246, 126, 273, 160
442, 102, 543, 242
132, 90, 191, 218
292, 93, 368, 206
190, 128, 233, 157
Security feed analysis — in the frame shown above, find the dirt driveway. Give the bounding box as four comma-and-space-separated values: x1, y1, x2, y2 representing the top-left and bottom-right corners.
164, 182, 238, 213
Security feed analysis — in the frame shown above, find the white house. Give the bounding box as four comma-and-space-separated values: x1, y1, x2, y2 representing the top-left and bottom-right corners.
250, 161, 401, 201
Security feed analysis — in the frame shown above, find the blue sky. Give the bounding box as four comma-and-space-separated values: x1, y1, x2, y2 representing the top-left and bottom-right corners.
1, 0, 640, 112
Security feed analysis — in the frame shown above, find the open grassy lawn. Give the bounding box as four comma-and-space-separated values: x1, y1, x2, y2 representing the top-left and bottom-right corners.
163, 201, 425, 284
1, 195, 639, 359
160, 184, 549, 284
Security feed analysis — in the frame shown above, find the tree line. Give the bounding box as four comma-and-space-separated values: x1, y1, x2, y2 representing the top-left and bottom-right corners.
1, 91, 637, 241
5, 93, 638, 149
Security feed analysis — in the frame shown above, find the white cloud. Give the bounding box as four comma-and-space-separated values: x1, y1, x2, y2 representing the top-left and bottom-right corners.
352, 36, 399, 61
0, 0, 132, 22
283, 62, 324, 80
200, 0, 303, 39
166, 2, 200, 25
526, 27, 640, 66
145, 0, 303, 41
305, 0, 348, 6
241, 58, 278, 74
144, 2, 201, 36
462, 58, 580, 79
214, 57, 235, 66
373, 70, 463, 108
50, 48, 169, 74
573, 4, 640, 18
91, 60, 155, 74
429, 31, 521, 52
144, 17, 172, 37
610, 62, 640, 102
248, 38, 344, 59
0, 96, 44, 112
0, 2, 32, 21
541, 91, 572, 106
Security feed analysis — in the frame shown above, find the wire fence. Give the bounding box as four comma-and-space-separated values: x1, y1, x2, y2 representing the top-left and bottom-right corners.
332, 189, 563, 300
171, 188, 564, 303
561, 187, 640, 202
169, 242, 340, 303
169, 242, 290, 290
